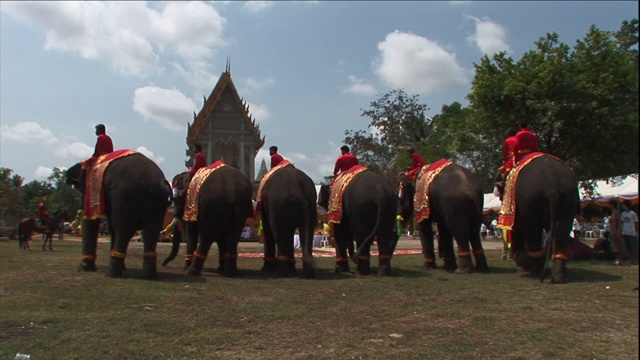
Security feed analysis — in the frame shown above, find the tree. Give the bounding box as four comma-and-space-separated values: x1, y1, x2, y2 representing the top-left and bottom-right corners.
344, 89, 432, 180
0, 168, 24, 226
467, 19, 639, 192
46, 167, 81, 215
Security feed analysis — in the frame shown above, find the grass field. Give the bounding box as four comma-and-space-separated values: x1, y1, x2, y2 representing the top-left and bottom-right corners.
0, 237, 638, 360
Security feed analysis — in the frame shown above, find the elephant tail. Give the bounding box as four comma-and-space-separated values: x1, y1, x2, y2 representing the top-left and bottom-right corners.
353, 205, 384, 262
541, 192, 560, 282
161, 218, 182, 266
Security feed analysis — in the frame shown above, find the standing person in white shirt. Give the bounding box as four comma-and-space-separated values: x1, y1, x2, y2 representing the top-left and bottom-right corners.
620, 200, 639, 265
572, 218, 582, 240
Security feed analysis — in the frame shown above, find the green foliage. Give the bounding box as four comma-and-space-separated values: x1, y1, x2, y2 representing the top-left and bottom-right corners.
468, 20, 639, 187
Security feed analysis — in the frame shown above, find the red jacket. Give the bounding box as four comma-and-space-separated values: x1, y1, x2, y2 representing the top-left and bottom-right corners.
82, 134, 114, 168
188, 151, 207, 175
500, 135, 518, 174
334, 153, 359, 176
514, 128, 538, 163
270, 153, 284, 169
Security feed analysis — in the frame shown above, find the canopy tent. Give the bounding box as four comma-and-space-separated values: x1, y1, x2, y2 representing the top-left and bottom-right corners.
579, 174, 638, 207
482, 174, 638, 214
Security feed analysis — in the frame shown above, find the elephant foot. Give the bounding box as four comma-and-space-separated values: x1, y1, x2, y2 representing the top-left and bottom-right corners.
77, 261, 97, 272
302, 263, 316, 279
550, 260, 568, 284
188, 259, 204, 276
107, 259, 126, 278
442, 260, 457, 273
222, 258, 239, 278
143, 259, 159, 280
377, 263, 392, 277
473, 254, 490, 273
356, 261, 371, 276
455, 256, 474, 274
334, 261, 350, 273
276, 261, 297, 277
424, 262, 438, 270
261, 260, 276, 272
183, 260, 192, 271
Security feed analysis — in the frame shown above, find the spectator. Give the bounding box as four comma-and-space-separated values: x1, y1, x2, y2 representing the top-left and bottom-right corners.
572, 218, 581, 241
607, 199, 626, 266
620, 200, 639, 265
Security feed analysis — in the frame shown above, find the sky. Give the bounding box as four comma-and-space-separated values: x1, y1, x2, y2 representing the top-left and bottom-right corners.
1, 1, 637, 185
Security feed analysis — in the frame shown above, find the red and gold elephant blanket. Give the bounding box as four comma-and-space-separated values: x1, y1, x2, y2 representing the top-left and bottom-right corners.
84, 150, 137, 220
497, 152, 547, 230
413, 159, 453, 223
328, 165, 368, 224
183, 161, 227, 221
254, 160, 293, 215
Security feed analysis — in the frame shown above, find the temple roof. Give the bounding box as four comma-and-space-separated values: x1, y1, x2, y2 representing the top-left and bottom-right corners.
186, 65, 265, 148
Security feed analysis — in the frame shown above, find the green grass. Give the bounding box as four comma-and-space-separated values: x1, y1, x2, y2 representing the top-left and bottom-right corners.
0, 238, 637, 359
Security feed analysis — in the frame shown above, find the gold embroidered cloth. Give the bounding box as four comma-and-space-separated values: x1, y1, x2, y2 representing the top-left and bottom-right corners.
84, 150, 136, 220
497, 152, 546, 230
413, 159, 452, 223
183, 161, 227, 221
328, 165, 368, 224
254, 160, 292, 214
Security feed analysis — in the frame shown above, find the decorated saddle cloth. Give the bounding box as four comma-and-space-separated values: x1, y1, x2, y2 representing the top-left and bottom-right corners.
183, 161, 227, 222
497, 152, 547, 230
328, 165, 368, 224
254, 160, 293, 215
84, 149, 137, 220
413, 159, 452, 223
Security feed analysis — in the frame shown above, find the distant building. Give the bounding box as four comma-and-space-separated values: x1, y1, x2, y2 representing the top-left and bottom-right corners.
185, 60, 265, 181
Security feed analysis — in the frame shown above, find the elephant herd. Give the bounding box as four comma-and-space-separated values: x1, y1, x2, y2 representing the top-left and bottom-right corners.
65, 152, 579, 284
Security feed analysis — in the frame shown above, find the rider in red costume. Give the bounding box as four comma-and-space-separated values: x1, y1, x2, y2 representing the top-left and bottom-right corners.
82, 124, 114, 169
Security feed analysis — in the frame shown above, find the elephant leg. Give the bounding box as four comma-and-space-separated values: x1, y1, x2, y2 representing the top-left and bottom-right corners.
333, 225, 351, 273
140, 224, 162, 280
261, 222, 277, 272
418, 221, 437, 269
472, 249, 490, 273
356, 254, 371, 276
551, 256, 568, 284
276, 255, 297, 277
438, 228, 457, 272
453, 235, 474, 274
78, 219, 99, 272
188, 227, 214, 276
107, 225, 136, 278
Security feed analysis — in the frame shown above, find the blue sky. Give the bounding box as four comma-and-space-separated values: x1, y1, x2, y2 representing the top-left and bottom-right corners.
1, 1, 637, 184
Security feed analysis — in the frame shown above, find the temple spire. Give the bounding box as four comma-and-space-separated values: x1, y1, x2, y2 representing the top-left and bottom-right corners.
226, 56, 230, 73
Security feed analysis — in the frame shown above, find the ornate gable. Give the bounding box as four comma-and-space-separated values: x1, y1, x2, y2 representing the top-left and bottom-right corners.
185, 61, 265, 180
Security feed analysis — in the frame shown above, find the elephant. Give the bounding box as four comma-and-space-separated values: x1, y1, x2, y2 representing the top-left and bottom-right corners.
501, 153, 580, 284
66, 152, 172, 279
170, 164, 254, 277
397, 161, 489, 274
317, 169, 398, 276
258, 164, 317, 278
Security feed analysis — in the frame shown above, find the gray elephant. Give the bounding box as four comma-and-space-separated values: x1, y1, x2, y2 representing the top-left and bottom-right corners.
66, 151, 172, 279
397, 160, 489, 274
318, 168, 398, 276
171, 163, 254, 277
500, 153, 579, 284
257, 164, 317, 278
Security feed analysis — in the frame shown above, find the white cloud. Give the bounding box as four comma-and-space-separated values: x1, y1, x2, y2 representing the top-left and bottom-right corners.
373, 30, 468, 96
465, 15, 511, 55
0, 121, 59, 145
55, 142, 94, 160
343, 75, 377, 96
136, 146, 165, 165
133, 86, 197, 132
242, 1, 274, 13
34, 166, 53, 179
244, 77, 276, 92
1, 1, 226, 80
245, 102, 270, 123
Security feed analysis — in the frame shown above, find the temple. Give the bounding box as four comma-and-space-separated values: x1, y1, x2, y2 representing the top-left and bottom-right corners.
185, 59, 265, 181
